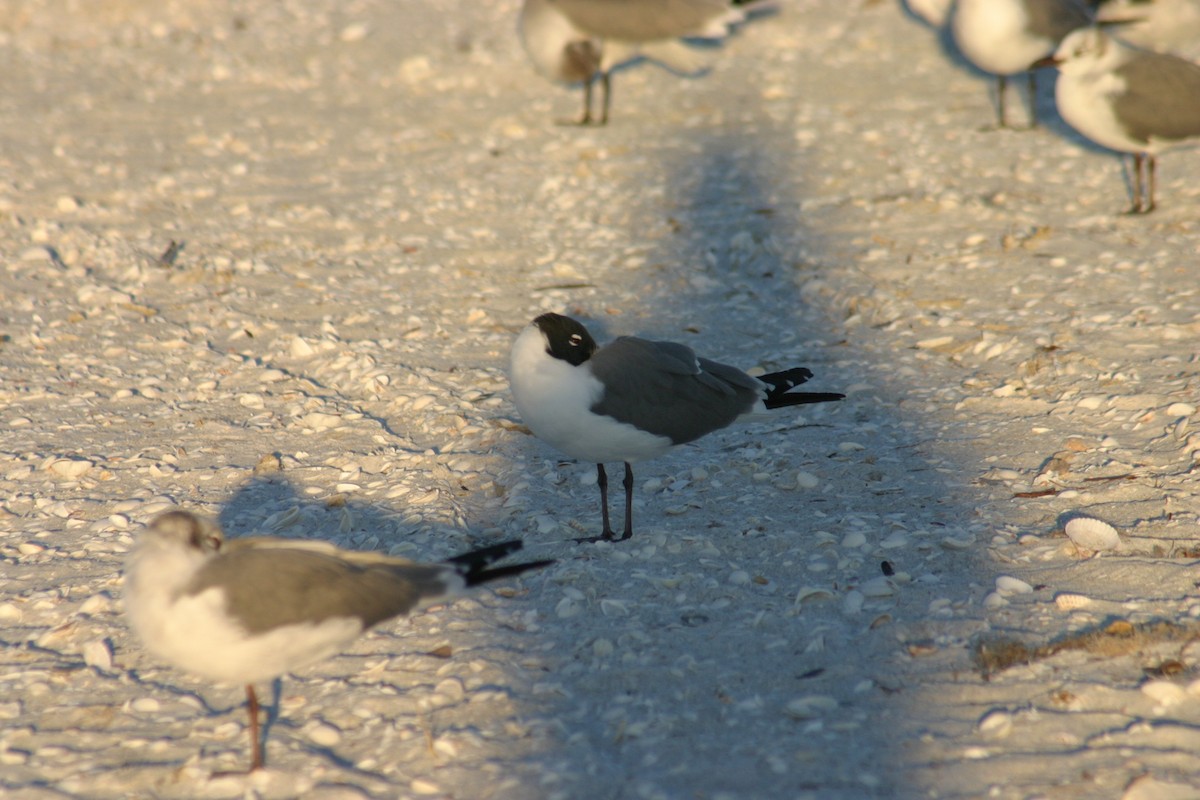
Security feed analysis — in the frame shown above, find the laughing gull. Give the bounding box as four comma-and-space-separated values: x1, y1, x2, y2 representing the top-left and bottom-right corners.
123, 510, 552, 771
1042, 26, 1200, 213
518, 0, 772, 125
509, 313, 844, 542
950, 0, 1093, 128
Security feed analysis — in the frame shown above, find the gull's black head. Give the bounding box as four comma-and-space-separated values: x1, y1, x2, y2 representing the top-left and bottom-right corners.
533, 313, 597, 367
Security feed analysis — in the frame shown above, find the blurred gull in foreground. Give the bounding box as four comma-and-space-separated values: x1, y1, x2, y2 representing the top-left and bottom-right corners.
1041, 26, 1200, 213
519, 0, 774, 125
123, 510, 551, 771
509, 313, 843, 542
950, 0, 1093, 128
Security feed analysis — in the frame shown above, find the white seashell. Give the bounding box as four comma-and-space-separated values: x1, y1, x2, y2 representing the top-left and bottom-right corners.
411, 779, 442, 796
290, 336, 317, 358
600, 599, 629, 617
410, 395, 437, 412
995, 576, 1033, 595
842, 590, 865, 615
794, 587, 834, 605
432, 737, 459, 758
859, 577, 895, 597
47, 458, 94, 478
555, 597, 581, 618
1054, 593, 1092, 611
306, 721, 343, 746
339, 22, 370, 42
879, 532, 908, 549
1142, 681, 1187, 707
795, 471, 820, 489
265, 506, 302, 531
434, 678, 465, 703
130, 697, 160, 713
409, 489, 440, 506
1167, 402, 1196, 417
841, 531, 867, 549
300, 412, 342, 431
982, 592, 1008, 609
1064, 517, 1120, 551
82, 639, 113, 671
977, 709, 1013, 738
940, 535, 975, 550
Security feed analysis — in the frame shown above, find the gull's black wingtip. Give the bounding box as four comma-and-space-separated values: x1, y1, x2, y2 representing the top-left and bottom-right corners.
465, 558, 556, 587
446, 540, 554, 586
765, 391, 846, 410
445, 540, 523, 569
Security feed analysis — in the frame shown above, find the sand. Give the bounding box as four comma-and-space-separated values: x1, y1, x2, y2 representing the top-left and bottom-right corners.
2, 0, 1200, 797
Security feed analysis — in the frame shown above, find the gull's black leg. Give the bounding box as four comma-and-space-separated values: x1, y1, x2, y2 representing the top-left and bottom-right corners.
597, 463, 614, 537
576, 463, 617, 543
598, 72, 611, 126
618, 462, 634, 541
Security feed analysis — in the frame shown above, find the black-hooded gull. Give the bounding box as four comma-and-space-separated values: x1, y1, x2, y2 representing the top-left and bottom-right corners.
509, 313, 843, 542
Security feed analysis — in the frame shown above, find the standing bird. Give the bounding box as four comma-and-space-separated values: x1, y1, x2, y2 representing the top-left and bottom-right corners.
950, 0, 1093, 128
1042, 26, 1200, 213
518, 0, 772, 125
123, 510, 552, 771
509, 313, 844, 542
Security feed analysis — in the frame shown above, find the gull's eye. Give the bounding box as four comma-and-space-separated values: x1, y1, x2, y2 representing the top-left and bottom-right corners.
569, 334, 582, 347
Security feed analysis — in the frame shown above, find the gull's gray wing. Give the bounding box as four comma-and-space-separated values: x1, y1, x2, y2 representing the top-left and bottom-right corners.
1025, 0, 1091, 42
186, 547, 451, 634
1114, 51, 1200, 144
589, 336, 761, 444
549, 0, 734, 41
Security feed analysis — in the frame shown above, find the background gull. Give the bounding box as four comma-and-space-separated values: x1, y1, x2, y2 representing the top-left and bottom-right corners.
123, 510, 552, 772
518, 0, 774, 124
1095, 0, 1200, 53
1042, 25, 1200, 212
950, 0, 1093, 128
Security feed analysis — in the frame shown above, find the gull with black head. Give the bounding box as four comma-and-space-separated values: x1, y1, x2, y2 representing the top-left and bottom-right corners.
123, 509, 552, 772
509, 313, 844, 542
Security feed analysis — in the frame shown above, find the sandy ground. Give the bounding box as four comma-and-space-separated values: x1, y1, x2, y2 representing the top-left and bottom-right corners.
3, 0, 1200, 797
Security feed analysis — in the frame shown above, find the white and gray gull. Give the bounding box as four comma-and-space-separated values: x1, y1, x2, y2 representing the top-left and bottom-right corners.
123, 510, 552, 771
949, 0, 1093, 128
518, 0, 773, 125
1040, 26, 1200, 213
509, 312, 844, 542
